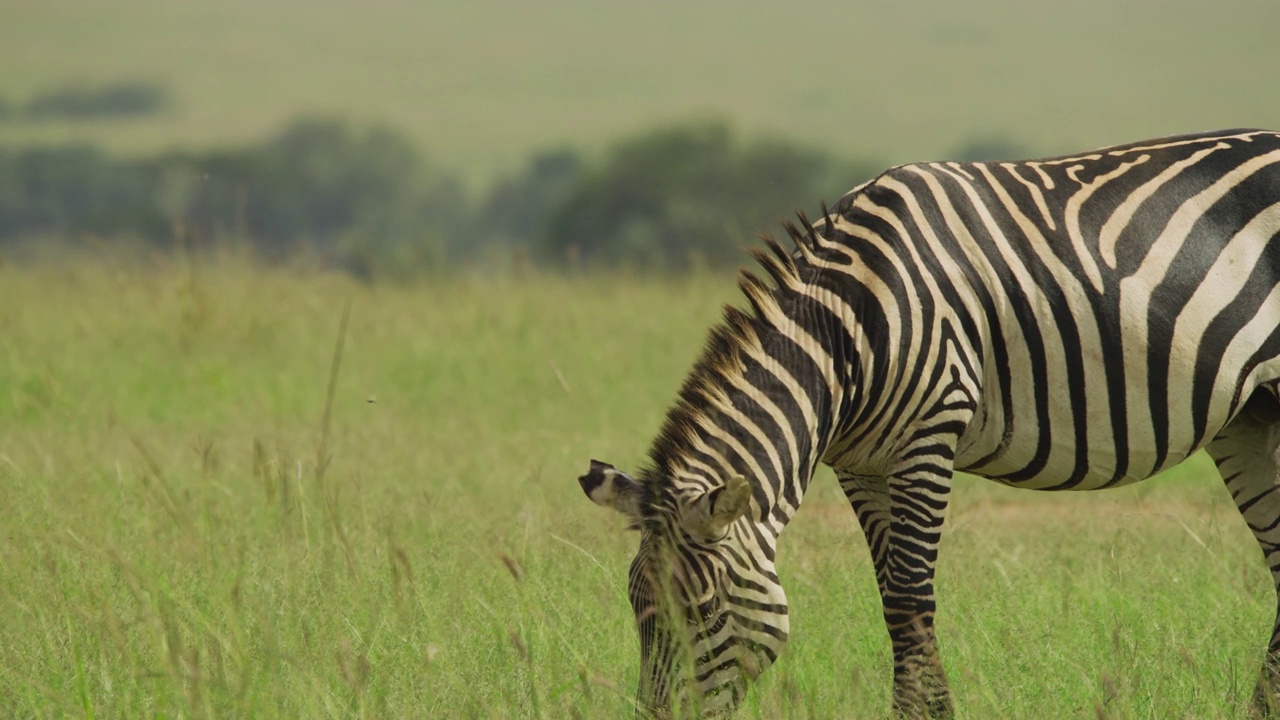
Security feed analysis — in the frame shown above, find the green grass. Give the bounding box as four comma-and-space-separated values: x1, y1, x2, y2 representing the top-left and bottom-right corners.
0, 254, 1272, 717
2, 1, 1280, 181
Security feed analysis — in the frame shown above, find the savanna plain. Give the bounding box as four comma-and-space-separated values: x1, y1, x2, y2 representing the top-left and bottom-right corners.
0, 256, 1270, 718
5, 1, 1280, 716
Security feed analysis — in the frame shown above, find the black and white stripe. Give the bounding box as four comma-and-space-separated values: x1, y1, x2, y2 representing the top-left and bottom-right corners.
581, 128, 1280, 718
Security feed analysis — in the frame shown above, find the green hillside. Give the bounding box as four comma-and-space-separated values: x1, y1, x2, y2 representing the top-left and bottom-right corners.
3, 0, 1278, 181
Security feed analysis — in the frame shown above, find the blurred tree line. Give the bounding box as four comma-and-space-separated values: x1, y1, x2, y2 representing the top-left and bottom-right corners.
0, 116, 1021, 276
0, 81, 170, 122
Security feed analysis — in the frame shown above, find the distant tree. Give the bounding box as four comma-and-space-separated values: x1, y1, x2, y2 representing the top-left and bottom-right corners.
0, 113, 890, 278
150, 118, 467, 275
0, 145, 163, 241
542, 120, 878, 270
24, 81, 170, 120
473, 148, 584, 259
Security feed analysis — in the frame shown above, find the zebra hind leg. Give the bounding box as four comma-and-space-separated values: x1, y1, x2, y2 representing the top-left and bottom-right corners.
840, 472, 954, 719
1205, 395, 1280, 718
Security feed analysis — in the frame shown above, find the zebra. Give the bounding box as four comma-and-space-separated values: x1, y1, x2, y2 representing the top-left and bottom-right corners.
577, 128, 1280, 718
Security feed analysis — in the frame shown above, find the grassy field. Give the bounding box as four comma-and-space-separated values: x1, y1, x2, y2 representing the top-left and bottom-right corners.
4, 2, 1279, 716
0, 255, 1272, 718
3, 1, 1280, 181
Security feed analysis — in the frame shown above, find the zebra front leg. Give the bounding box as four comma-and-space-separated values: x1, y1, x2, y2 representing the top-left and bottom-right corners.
843, 470, 954, 718
886, 470, 955, 719
840, 472, 892, 607
1206, 410, 1280, 718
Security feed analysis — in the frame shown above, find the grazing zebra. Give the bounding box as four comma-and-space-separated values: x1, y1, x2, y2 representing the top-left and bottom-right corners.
577, 128, 1280, 718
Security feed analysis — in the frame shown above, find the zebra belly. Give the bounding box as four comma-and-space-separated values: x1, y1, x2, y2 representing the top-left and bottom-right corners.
954, 390, 1223, 491
953, 302, 1280, 491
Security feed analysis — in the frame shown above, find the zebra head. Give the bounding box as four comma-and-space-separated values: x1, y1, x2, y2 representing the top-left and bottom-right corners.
580, 459, 790, 717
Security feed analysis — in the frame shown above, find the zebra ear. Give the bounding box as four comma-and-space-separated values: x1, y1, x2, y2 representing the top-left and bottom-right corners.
680, 475, 752, 541
578, 459, 643, 518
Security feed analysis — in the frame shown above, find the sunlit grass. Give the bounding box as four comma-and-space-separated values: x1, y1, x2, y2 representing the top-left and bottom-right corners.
0, 255, 1269, 717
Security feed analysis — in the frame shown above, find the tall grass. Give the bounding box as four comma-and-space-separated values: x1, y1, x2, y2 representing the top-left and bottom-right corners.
0, 255, 1269, 717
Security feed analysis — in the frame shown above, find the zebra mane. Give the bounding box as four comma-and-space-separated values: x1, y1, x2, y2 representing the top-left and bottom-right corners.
640, 208, 831, 506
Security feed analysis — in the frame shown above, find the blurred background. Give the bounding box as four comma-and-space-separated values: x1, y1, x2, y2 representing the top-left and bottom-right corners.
4, 0, 1279, 276
5, 3, 1280, 716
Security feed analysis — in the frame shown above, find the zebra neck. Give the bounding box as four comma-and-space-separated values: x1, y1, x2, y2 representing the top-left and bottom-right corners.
776, 243, 921, 475
722, 320, 853, 539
